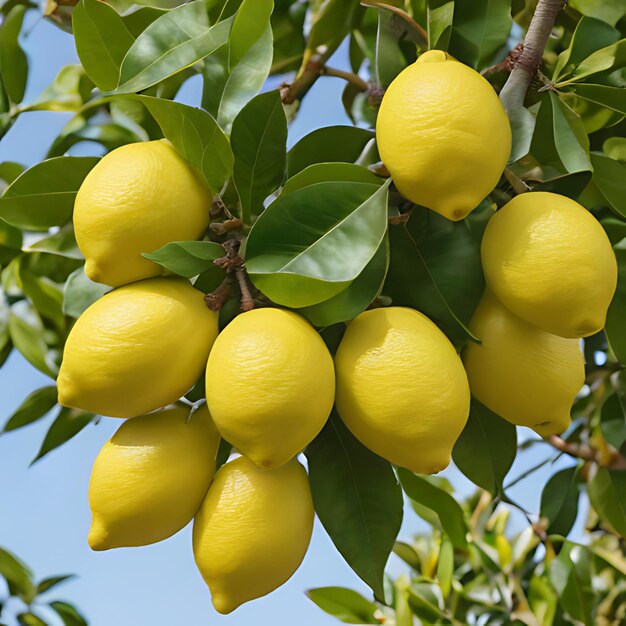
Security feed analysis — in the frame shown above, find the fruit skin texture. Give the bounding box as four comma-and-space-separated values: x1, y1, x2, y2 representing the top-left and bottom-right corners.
334, 306, 470, 474
463, 291, 585, 437
74, 139, 211, 287
481, 191, 617, 338
193, 456, 314, 614
57, 277, 218, 418
88, 403, 220, 551
205, 308, 335, 469
376, 50, 511, 221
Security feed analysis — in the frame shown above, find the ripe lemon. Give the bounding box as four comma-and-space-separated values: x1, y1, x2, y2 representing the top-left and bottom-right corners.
74, 140, 212, 287
193, 456, 314, 614
481, 191, 617, 338
88, 403, 220, 551
58, 277, 218, 418
334, 307, 470, 474
463, 291, 585, 436
205, 308, 334, 469
376, 50, 511, 221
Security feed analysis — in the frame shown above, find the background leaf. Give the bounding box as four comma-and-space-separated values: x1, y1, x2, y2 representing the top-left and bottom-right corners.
605, 243, 626, 364
0, 547, 35, 603
48, 601, 88, 626
588, 467, 626, 537
32, 407, 95, 464
143, 240, 225, 278
306, 587, 380, 624
3, 386, 57, 433
0, 5, 28, 104
63, 268, 110, 318
540, 466, 581, 537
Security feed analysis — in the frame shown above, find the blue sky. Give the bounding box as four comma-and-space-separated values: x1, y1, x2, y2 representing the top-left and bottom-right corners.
0, 13, 583, 626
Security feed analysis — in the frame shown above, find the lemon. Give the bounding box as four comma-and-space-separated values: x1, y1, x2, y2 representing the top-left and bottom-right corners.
334, 307, 470, 474
463, 291, 585, 436
58, 277, 218, 418
376, 50, 511, 221
88, 403, 219, 551
74, 140, 212, 287
481, 191, 617, 338
205, 308, 334, 469
193, 455, 314, 614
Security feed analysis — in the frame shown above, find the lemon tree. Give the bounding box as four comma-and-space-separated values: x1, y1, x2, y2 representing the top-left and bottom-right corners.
0, 0, 625, 623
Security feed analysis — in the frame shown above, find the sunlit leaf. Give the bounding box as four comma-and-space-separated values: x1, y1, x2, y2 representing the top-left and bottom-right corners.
540, 466, 580, 537
306, 587, 380, 624
32, 407, 95, 463
143, 240, 225, 278
3, 386, 57, 433
0, 5, 28, 104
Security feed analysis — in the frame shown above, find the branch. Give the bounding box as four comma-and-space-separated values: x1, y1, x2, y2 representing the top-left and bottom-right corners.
546, 435, 626, 470
322, 66, 369, 92
280, 49, 329, 105
360, 1, 428, 46
499, 0, 565, 113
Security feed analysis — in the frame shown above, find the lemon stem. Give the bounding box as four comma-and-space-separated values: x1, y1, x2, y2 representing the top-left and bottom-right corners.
321, 66, 369, 92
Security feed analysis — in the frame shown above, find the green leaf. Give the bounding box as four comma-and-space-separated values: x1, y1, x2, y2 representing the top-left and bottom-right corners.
287, 126, 375, 177
449, 0, 513, 70
63, 267, 111, 318
245, 180, 389, 308
588, 152, 626, 218
73, 0, 134, 91
393, 541, 421, 570
228, 0, 273, 68
48, 601, 88, 626
0, 219, 22, 266
528, 576, 558, 626
0, 547, 35, 603
300, 235, 388, 327
604, 137, 626, 161
143, 240, 225, 278
374, 9, 407, 88
117, 3, 233, 94
281, 163, 382, 197
568, 0, 626, 27
452, 398, 517, 495
397, 468, 468, 548
558, 38, 626, 86
129, 94, 233, 192
16, 613, 46, 626
540, 466, 580, 537
32, 407, 95, 463
23, 65, 94, 113
36, 574, 75, 595
9, 300, 58, 378
0, 5, 28, 104
553, 17, 620, 82
530, 92, 591, 175
306, 587, 380, 624
0, 156, 100, 231
19, 263, 65, 331
26, 225, 82, 260
600, 386, 626, 450
428, 0, 454, 50
0, 161, 25, 186
385, 207, 484, 345
305, 413, 403, 600
588, 467, 626, 537
3, 386, 58, 433
231, 90, 287, 225
121, 5, 170, 37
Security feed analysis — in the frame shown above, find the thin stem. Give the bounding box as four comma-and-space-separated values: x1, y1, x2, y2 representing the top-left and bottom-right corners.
360, 0, 428, 45
504, 454, 560, 490
322, 66, 369, 92
235, 267, 255, 312
499, 0, 566, 113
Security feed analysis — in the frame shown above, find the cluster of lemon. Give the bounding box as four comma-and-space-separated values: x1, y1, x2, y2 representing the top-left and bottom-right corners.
55, 50, 618, 614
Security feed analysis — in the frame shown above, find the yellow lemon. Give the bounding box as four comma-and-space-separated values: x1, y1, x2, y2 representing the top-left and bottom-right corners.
205, 308, 334, 469
334, 307, 470, 474
74, 140, 212, 287
376, 50, 511, 221
463, 291, 585, 437
481, 191, 617, 338
58, 278, 218, 418
88, 403, 219, 551
193, 456, 314, 614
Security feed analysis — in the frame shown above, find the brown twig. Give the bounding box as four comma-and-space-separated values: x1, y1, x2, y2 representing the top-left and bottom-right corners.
322, 66, 369, 92
204, 279, 230, 311
481, 43, 524, 77
360, 0, 428, 45
280, 50, 328, 105
546, 435, 626, 470
209, 240, 257, 312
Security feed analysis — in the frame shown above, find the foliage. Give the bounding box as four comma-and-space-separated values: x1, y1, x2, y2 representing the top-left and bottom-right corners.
0, 0, 625, 623
0, 545, 87, 625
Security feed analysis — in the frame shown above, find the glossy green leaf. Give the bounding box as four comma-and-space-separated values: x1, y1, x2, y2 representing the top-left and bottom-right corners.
606, 245, 626, 366
385, 207, 484, 345
3, 386, 57, 433
9, 301, 58, 378
588, 467, 626, 537
121, 5, 170, 37
36, 574, 75, 595
143, 240, 225, 278
604, 137, 626, 161
300, 236, 388, 327
287, 126, 375, 177
428, 0, 454, 50
0, 547, 35, 603
588, 152, 626, 218
397, 468, 468, 548
246, 180, 389, 308
19, 264, 65, 331
0, 219, 22, 266
0, 161, 25, 186
231, 90, 287, 225
569, 83, 626, 115
281, 163, 382, 197
375, 10, 406, 88
449, 0, 512, 69
0, 156, 100, 231
129, 94, 233, 192
73, 0, 134, 91
558, 38, 626, 86
600, 387, 626, 451
306, 587, 379, 624
0, 5, 28, 104
32, 407, 95, 463
63, 267, 111, 318
568, 0, 626, 27
117, 3, 233, 93
49, 601, 88, 626
452, 398, 517, 495
540, 466, 580, 537
26, 225, 82, 260
553, 17, 620, 82
305, 413, 403, 600
229, 0, 273, 68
